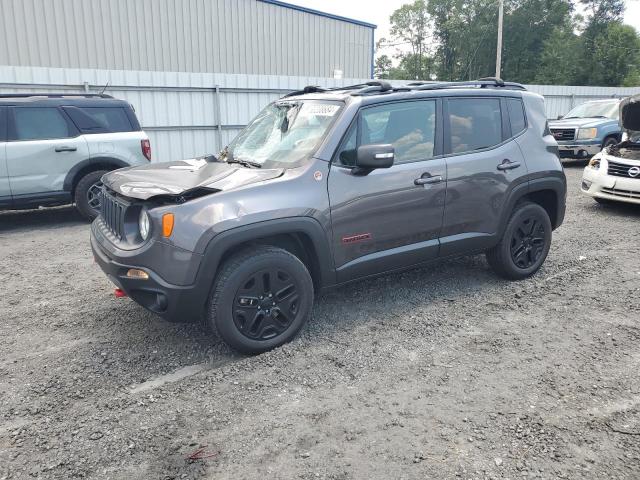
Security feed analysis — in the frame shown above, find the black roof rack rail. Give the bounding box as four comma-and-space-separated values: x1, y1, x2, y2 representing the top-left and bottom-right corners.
410, 78, 525, 91
284, 81, 404, 98
282, 86, 329, 97
0, 93, 114, 99
282, 78, 524, 99
350, 80, 398, 96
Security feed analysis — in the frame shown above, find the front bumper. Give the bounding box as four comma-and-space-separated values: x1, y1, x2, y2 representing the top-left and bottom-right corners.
557, 141, 602, 159
581, 163, 640, 205
90, 226, 206, 322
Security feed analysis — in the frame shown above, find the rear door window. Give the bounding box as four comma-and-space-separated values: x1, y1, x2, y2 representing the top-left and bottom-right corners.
80, 107, 133, 132
360, 100, 437, 164
447, 98, 503, 154
13, 107, 72, 141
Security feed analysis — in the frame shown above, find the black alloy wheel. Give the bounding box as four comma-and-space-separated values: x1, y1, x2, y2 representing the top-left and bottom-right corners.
486, 202, 552, 280
74, 170, 109, 221
509, 216, 546, 269
86, 180, 103, 211
232, 267, 300, 341
208, 246, 313, 353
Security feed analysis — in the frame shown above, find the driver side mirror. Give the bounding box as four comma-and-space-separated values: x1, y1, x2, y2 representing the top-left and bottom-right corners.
355, 144, 395, 173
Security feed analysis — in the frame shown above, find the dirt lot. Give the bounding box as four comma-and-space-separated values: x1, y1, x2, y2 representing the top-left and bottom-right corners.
1, 164, 639, 480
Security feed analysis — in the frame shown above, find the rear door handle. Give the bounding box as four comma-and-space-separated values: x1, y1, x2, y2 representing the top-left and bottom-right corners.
497, 159, 521, 171
498, 158, 520, 170
414, 174, 443, 185
55, 146, 77, 152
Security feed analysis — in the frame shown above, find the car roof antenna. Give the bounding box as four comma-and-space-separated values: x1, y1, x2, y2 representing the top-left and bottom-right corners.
99, 81, 110, 95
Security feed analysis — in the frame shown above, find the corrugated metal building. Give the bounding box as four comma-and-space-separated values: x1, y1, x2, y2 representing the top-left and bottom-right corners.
0, 0, 376, 78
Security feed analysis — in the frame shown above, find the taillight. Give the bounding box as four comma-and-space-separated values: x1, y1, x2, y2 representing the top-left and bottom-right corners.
141, 139, 151, 161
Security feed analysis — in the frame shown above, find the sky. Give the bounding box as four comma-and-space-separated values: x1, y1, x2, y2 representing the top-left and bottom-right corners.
285, 0, 640, 59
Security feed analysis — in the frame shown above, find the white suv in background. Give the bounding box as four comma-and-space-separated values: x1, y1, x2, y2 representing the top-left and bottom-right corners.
582, 95, 640, 206
0, 93, 151, 219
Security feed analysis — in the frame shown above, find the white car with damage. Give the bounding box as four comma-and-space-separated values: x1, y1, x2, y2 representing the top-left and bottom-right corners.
582, 94, 640, 205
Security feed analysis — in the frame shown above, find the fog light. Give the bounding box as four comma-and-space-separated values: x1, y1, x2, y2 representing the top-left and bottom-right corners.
126, 268, 149, 280
582, 180, 592, 190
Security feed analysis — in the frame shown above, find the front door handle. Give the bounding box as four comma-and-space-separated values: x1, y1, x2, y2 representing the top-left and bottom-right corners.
55, 146, 77, 152
497, 159, 521, 171
414, 174, 443, 185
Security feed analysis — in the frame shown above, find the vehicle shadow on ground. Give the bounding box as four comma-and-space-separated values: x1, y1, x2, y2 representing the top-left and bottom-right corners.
587, 200, 640, 218
99, 253, 501, 376
562, 160, 589, 169
0, 205, 86, 232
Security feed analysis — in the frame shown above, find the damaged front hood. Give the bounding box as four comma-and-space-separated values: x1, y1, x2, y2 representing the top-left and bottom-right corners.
103, 157, 284, 200
620, 94, 640, 139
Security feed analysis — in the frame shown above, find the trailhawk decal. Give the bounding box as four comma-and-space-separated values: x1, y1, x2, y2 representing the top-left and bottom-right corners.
341, 233, 372, 244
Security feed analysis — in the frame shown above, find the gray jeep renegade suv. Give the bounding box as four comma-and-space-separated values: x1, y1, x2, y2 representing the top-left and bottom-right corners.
91, 79, 566, 353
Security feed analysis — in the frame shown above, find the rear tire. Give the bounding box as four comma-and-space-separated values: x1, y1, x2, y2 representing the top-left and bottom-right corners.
207, 246, 314, 354
74, 170, 108, 221
486, 202, 552, 280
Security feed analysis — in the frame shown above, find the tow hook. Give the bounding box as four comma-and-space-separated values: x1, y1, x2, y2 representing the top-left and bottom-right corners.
114, 288, 128, 298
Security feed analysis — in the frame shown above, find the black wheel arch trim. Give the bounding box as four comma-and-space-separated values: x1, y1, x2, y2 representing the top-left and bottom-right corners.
197, 217, 337, 293
63, 157, 130, 192
498, 174, 567, 236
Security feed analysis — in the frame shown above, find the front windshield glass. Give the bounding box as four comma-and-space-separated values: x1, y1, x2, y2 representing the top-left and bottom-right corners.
225, 100, 342, 168
564, 101, 619, 119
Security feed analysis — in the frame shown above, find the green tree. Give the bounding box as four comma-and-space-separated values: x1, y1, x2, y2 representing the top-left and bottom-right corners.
587, 23, 640, 86
374, 55, 393, 79
535, 26, 581, 84
377, 0, 640, 86
387, 0, 435, 80
501, 0, 574, 82
575, 0, 626, 84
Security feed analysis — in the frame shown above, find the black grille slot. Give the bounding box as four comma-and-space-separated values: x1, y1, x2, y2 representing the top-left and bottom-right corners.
550, 128, 575, 141
601, 187, 640, 199
607, 160, 640, 179
100, 189, 126, 239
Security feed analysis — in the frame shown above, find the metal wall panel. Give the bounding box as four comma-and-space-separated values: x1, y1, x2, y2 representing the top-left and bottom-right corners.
1, 66, 639, 163
0, 0, 374, 78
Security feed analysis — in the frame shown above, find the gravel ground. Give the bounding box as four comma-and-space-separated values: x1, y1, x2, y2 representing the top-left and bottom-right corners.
1, 164, 639, 480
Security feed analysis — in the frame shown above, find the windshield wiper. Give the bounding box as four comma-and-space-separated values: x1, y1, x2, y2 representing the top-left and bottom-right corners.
226, 158, 262, 169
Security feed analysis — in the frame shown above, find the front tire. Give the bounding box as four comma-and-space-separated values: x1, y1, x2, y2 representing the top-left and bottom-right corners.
74, 170, 108, 221
207, 246, 314, 354
486, 202, 552, 280
602, 136, 618, 149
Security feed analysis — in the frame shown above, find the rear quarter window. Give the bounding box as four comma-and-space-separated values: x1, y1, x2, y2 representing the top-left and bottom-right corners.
0, 107, 6, 141
77, 107, 134, 133
507, 98, 527, 136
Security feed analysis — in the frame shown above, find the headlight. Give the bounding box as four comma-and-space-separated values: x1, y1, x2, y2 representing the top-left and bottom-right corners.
139, 209, 151, 240
588, 157, 601, 169
577, 128, 598, 140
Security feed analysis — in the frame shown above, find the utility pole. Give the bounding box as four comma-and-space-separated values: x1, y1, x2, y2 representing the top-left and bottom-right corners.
495, 0, 504, 79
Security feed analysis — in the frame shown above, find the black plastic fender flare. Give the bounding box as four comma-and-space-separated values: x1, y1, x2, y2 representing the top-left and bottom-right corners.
195, 216, 337, 294
496, 174, 567, 237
